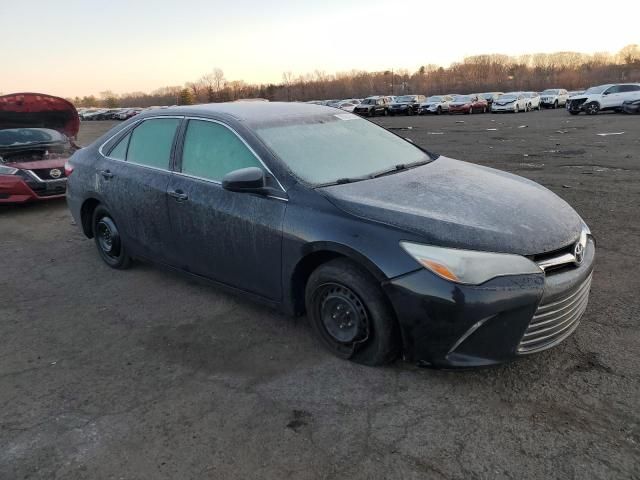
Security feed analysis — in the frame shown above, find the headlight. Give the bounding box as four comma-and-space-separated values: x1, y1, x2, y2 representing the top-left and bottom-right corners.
400, 242, 542, 285
0, 165, 19, 175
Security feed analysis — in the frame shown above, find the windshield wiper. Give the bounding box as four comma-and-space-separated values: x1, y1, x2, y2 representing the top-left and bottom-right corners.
314, 175, 371, 188
371, 160, 430, 178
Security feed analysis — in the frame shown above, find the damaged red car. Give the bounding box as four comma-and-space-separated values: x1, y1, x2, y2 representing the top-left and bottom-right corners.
0, 93, 79, 203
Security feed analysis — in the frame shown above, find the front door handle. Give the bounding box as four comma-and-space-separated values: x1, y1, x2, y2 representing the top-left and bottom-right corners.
168, 190, 188, 202
100, 169, 114, 179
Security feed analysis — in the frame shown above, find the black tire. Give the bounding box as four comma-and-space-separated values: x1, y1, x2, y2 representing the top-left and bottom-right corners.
92, 206, 131, 269
305, 258, 399, 366
436, 106, 442, 115
553, 100, 558, 109
369, 109, 375, 117
585, 102, 600, 115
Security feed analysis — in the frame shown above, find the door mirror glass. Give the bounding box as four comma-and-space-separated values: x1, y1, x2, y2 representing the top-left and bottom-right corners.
222, 167, 266, 193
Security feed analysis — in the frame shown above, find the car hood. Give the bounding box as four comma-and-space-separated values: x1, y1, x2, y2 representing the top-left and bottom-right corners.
0, 93, 80, 138
391, 102, 413, 106
321, 156, 582, 256
450, 102, 469, 107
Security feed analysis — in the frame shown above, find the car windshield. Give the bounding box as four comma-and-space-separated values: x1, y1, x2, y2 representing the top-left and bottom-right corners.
360, 98, 376, 105
542, 89, 559, 95
426, 96, 442, 102
501, 95, 517, 100
396, 96, 416, 102
584, 85, 608, 94
255, 114, 431, 186
0, 128, 66, 148
455, 96, 472, 102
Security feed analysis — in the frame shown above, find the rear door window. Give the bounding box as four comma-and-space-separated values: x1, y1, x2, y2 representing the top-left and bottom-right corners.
126, 118, 180, 169
180, 119, 263, 182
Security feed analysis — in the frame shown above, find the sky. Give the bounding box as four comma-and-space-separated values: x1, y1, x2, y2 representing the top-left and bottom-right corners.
2, 0, 639, 98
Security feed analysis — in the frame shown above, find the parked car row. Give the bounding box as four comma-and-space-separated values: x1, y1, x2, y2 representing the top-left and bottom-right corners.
78, 107, 143, 121
336, 83, 640, 117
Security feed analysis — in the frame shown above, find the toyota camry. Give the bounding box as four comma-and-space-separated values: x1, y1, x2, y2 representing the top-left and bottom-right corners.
66, 103, 595, 367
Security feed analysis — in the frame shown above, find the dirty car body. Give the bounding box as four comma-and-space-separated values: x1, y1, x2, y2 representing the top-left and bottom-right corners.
0, 93, 79, 203
66, 103, 595, 368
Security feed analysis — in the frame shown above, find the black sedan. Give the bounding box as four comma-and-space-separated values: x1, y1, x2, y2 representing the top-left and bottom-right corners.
388, 95, 426, 115
66, 103, 595, 368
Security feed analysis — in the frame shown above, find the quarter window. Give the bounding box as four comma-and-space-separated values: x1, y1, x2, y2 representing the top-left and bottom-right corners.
109, 133, 130, 160
126, 118, 180, 169
181, 120, 262, 182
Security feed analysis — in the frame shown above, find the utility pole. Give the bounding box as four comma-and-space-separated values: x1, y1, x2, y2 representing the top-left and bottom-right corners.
391, 69, 394, 95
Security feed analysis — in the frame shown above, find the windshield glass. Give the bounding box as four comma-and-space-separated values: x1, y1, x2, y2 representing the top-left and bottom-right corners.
585, 85, 608, 94
361, 98, 376, 105
500, 95, 517, 100
255, 114, 430, 186
0, 128, 65, 148
542, 89, 559, 95
454, 95, 472, 102
426, 96, 442, 102
396, 96, 416, 102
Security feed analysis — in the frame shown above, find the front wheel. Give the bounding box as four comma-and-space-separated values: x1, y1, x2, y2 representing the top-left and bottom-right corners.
436, 106, 442, 115
514, 104, 519, 113
369, 109, 375, 117
553, 100, 558, 109
585, 102, 600, 115
92, 206, 131, 269
305, 259, 399, 366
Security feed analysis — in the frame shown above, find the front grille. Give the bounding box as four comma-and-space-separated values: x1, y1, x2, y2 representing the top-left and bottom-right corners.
568, 98, 587, 110
30, 168, 66, 180
518, 273, 592, 354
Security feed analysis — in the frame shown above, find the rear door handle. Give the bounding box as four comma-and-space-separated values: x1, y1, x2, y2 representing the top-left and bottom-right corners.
168, 190, 188, 202
99, 170, 114, 179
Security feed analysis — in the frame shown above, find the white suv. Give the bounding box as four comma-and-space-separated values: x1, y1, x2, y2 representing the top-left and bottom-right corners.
540, 89, 569, 109
567, 83, 640, 115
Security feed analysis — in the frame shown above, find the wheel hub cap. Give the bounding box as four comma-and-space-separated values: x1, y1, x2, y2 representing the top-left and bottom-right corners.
319, 286, 367, 344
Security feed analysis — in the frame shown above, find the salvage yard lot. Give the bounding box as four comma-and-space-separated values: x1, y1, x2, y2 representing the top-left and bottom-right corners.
1, 110, 639, 479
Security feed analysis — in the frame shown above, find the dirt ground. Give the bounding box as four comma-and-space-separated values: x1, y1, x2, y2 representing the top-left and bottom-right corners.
1, 110, 639, 479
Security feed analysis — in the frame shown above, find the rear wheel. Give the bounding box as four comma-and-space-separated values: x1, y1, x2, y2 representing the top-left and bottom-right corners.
305, 259, 399, 366
92, 206, 131, 269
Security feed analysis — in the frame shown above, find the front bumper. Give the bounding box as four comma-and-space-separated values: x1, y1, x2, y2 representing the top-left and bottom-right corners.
383, 238, 595, 368
0, 174, 67, 204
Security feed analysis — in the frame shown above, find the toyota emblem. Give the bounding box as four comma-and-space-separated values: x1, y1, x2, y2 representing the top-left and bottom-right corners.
573, 242, 584, 265
50, 168, 62, 179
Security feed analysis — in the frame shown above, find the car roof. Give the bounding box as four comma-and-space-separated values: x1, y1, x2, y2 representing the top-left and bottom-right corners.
137, 101, 340, 126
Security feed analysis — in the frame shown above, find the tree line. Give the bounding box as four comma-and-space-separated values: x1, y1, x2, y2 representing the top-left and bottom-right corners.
70, 45, 640, 108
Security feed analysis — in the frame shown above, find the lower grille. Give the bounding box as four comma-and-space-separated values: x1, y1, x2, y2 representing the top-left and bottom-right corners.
518, 273, 592, 354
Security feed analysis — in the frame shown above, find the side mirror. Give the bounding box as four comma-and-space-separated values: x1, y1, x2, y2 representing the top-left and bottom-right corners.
602, 91, 610, 95
222, 167, 267, 194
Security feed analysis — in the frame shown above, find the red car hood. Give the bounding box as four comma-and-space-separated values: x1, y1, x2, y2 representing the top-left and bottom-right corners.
0, 93, 80, 138
5, 157, 67, 170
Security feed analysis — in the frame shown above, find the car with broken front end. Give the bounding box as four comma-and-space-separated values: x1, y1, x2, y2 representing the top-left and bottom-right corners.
0, 93, 79, 203
66, 102, 595, 368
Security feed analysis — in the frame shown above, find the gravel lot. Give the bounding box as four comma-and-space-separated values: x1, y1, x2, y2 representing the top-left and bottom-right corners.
1, 110, 639, 479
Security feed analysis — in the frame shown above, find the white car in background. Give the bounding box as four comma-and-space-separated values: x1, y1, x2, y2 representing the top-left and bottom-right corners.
336, 100, 359, 112
540, 89, 569, 109
566, 83, 640, 115
491, 93, 527, 113
418, 95, 454, 115
523, 92, 541, 111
